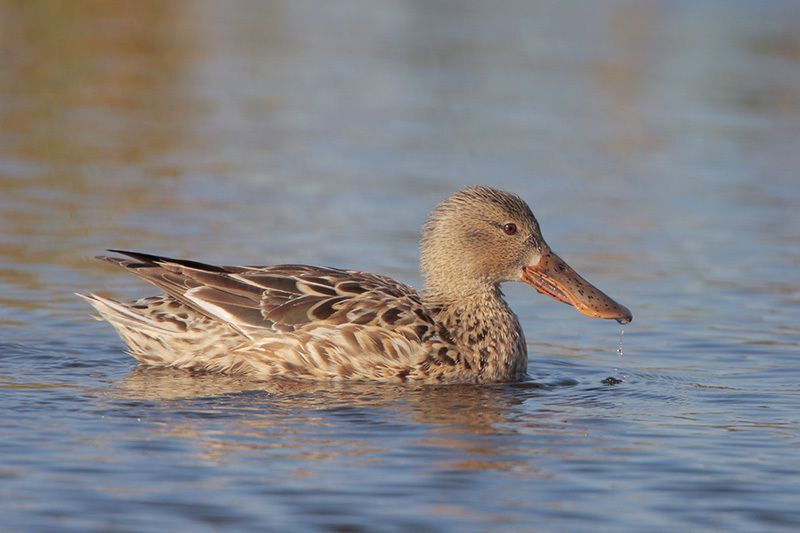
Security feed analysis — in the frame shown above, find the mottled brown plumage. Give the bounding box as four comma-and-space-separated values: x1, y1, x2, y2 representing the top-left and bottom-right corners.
80, 186, 631, 383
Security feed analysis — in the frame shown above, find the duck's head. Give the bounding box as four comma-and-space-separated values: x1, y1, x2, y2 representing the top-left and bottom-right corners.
421, 186, 632, 323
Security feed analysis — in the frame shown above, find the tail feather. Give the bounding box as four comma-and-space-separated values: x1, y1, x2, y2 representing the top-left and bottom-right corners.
77, 292, 242, 367
76, 293, 182, 334
78, 252, 260, 371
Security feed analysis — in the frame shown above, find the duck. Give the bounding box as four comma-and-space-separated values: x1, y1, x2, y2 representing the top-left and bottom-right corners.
80, 186, 631, 383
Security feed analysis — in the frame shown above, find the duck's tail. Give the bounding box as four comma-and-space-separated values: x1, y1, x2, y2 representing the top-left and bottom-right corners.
77, 293, 243, 369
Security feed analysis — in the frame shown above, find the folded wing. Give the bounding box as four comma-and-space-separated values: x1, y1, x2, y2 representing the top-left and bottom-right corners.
98, 250, 435, 341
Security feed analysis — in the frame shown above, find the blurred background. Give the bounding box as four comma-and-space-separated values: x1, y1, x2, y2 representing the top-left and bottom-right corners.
1, 1, 799, 530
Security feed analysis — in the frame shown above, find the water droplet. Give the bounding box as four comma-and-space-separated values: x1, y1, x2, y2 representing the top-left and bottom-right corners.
616, 329, 625, 357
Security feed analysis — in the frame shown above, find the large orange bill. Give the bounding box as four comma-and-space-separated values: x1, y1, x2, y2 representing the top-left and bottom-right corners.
522, 251, 632, 324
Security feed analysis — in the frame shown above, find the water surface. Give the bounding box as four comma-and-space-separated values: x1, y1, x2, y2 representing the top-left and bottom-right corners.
1, 1, 799, 531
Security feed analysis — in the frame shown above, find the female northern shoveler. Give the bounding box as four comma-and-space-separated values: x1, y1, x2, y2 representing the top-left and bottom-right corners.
80, 186, 631, 383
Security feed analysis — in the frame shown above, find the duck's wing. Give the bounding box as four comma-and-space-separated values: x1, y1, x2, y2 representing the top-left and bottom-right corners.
97, 250, 436, 340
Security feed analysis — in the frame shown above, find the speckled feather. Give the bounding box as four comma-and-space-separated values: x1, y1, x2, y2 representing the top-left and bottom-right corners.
81, 256, 520, 383
80, 186, 601, 383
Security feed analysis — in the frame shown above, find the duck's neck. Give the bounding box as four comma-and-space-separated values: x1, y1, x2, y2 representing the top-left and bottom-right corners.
423, 285, 528, 381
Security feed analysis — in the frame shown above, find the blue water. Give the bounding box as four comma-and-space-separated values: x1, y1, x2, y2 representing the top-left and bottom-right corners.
1, 1, 799, 530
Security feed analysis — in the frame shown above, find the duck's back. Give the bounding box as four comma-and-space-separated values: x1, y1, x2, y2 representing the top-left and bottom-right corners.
81, 251, 448, 381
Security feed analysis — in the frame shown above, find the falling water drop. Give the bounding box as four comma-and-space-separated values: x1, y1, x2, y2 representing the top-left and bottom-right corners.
606, 329, 627, 385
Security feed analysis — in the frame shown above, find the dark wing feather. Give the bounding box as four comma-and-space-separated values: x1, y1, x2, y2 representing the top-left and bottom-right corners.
98, 251, 434, 340
106, 249, 229, 273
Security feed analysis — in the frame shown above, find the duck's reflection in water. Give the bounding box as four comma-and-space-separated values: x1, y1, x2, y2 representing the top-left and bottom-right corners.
112, 366, 564, 476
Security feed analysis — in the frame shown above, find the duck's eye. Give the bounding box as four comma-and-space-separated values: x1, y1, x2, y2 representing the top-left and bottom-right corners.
503, 223, 517, 235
